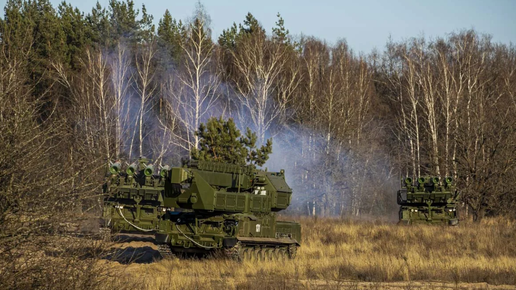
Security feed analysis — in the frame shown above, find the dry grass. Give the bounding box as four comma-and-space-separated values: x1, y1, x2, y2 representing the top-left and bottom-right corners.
99, 217, 516, 290
4, 217, 515, 289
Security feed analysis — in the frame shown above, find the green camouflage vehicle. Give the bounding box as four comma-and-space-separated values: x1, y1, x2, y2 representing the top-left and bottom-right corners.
397, 176, 460, 225
155, 160, 301, 260
101, 157, 168, 235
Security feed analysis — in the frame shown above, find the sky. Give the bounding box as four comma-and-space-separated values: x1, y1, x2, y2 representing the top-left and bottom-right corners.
3, 0, 516, 53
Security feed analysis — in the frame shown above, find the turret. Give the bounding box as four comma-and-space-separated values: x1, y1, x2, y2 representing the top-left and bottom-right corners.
162, 160, 292, 213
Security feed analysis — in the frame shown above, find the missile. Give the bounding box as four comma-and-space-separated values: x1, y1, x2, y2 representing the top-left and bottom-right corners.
109, 162, 121, 174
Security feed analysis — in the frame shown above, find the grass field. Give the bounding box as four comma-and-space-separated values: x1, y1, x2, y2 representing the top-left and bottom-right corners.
95, 217, 516, 290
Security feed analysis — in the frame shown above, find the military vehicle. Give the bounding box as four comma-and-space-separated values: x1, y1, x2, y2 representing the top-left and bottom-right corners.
101, 157, 168, 236
154, 160, 301, 260
397, 176, 459, 225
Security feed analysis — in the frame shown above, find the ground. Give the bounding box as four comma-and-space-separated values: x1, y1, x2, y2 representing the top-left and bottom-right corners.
93, 217, 516, 290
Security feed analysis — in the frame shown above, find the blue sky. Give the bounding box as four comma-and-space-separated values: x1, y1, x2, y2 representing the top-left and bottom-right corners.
3, 0, 516, 53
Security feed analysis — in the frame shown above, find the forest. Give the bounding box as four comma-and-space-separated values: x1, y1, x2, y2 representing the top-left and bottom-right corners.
1, 1, 516, 289
1, 0, 516, 239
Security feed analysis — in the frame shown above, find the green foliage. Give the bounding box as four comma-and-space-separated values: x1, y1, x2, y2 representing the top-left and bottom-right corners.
272, 12, 300, 51
0, 0, 515, 223
85, 0, 154, 47
240, 12, 264, 36
218, 22, 238, 48
139, 4, 155, 41
272, 13, 288, 43
1, 0, 34, 60
191, 117, 273, 167
219, 12, 265, 50
157, 9, 185, 63
1, 0, 68, 99
30, 0, 67, 62
86, 2, 110, 45
108, 0, 140, 40
58, 3, 92, 69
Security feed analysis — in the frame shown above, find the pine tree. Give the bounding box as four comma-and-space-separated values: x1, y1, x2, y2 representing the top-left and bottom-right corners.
272, 13, 299, 50
138, 4, 154, 41
58, 2, 92, 69
86, 2, 111, 46
217, 22, 238, 48
190, 117, 273, 167
1, 0, 35, 62
239, 12, 264, 36
108, 0, 139, 40
157, 9, 185, 64
272, 13, 288, 43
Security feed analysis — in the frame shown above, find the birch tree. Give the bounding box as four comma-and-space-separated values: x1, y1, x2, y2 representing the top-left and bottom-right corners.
164, 3, 220, 154
225, 13, 294, 144
109, 41, 133, 159
53, 47, 113, 161
133, 37, 157, 158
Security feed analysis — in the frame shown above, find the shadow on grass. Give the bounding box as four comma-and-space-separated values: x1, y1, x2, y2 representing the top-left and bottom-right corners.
103, 246, 161, 264
43, 233, 161, 264
103, 234, 208, 264
103, 233, 162, 264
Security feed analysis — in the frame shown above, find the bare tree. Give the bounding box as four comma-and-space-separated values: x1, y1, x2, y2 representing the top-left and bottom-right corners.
229, 29, 293, 144
1, 22, 110, 289
164, 4, 221, 154
53, 46, 113, 162
382, 31, 516, 221
133, 37, 158, 158
452, 33, 516, 221
109, 41, 134, 159
290, 39, 376, 216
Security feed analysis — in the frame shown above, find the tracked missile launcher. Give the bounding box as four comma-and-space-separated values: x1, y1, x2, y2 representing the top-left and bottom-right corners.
397, 176, 460, 225
155, 160, 301, 260
101, 157, 168, 235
